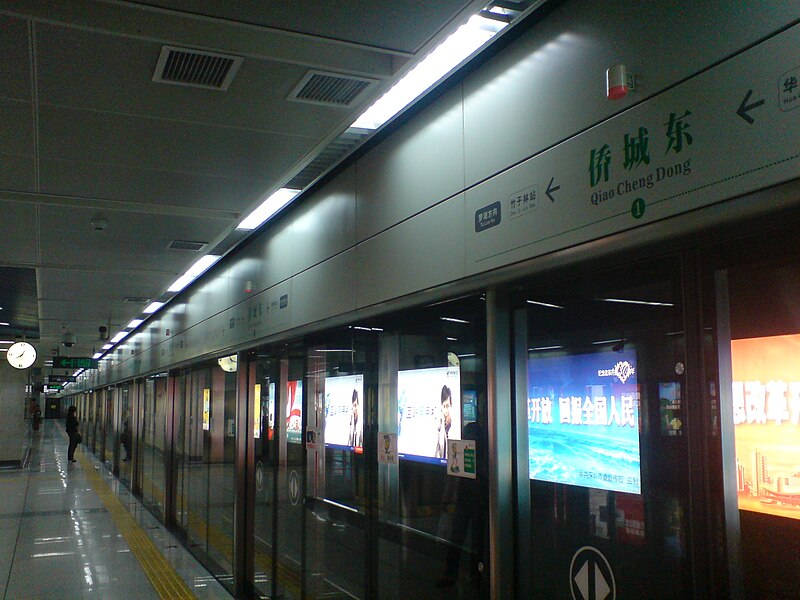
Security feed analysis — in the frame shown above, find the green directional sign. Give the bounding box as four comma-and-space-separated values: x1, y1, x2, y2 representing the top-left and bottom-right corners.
52, 356, 99, 369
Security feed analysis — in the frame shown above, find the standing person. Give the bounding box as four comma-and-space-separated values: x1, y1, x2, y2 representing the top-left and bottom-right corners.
121, 418, 132, 461
30, 399, 42, 431
347, 389, 362, 448
66, 406, 80, 463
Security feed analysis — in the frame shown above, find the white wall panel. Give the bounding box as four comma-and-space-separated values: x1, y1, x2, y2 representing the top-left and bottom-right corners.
463, 0, 798, 187
260, 217, 296, 290
356, 194, 466, 307
356, 87, 465, 240
291, 166, 357, 273
291, 249, 357, 328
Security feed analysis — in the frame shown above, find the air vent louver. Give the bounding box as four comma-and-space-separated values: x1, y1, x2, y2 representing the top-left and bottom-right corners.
167, 240, 207, 251
153, 46, 242, 91
289, 71, 377, 107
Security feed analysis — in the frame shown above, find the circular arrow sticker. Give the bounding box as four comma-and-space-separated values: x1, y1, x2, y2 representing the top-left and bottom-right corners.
570, 546, 616, 600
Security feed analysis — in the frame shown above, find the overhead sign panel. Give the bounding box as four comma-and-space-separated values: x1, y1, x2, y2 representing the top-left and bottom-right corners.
52, 356, 99, 369
467, 24, 800, 273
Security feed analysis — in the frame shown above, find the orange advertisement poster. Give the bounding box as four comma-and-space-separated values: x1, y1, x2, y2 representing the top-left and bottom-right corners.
731, 334, 800, 520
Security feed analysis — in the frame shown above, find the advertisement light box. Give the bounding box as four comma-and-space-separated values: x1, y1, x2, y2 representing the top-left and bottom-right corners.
732, 334, 800, 520
397, 366, 461, 465
286, 380, 303, 444
324, 374, 364, 452
527, 349, 642, 494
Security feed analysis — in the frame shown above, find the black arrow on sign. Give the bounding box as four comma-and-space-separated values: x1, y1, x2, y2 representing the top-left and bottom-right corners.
737, 89, 765, 124
546, 177, 560, 202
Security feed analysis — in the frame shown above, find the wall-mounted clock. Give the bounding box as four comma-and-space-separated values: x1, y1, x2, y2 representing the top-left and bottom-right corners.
6, 341, 37, 370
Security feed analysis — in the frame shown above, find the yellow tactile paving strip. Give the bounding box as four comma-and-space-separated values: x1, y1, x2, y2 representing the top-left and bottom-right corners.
76, 452, 198, 600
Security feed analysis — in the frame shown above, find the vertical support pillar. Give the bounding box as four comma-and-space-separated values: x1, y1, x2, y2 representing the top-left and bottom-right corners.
234, 352, 255, 598
164, 373, 176, 526
486, 288, 514, 599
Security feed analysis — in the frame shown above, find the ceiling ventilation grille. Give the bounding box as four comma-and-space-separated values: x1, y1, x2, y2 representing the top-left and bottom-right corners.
289, 71, 378, 107
167, 240, 207, 251
153, 46, 242, 91
124, 296, 150, 303
287, 128, 371, 190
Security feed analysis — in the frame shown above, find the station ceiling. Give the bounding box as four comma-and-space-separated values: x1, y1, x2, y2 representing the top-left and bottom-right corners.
0, 0, 531, 374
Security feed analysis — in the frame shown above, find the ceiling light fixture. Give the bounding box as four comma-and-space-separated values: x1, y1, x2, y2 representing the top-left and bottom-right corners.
92, 353, 102, 359
168, 254, 221, 292
0, 322, 9, 326
351, 14, 504, 130
127, 319, 144, 329
237, 188, 300, 231
440, 317, 470, 323
110, 331, 129, 344
102, 344, 112, 350
143, 302, 164, 314
527, 300, 564, 309
600, 298, 674, 307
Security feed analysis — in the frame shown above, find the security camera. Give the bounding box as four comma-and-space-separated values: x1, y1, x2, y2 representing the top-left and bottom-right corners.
99, 325, 108, 340
62, 331, 76, 347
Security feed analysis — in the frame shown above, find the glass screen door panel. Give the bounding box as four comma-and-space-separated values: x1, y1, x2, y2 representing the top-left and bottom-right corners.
518, 258, 691, 598
302, 336, 375, 600
251, 354, 279, 599
719, 261, 800, 599
274, 354, 306, 600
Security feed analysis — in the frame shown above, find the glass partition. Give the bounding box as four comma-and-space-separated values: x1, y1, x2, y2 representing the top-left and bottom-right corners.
139, 374, 168, 519
515, 258, 690, 598
174, 360, 236, 593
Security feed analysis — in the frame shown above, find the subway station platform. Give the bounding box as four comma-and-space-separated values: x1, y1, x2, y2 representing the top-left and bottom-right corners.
0, 420, 232, 599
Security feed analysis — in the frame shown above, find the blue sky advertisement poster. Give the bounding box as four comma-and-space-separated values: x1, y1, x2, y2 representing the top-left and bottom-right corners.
527, 350, 642, 494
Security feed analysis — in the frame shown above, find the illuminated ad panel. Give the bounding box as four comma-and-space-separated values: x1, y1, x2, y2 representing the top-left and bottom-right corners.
732, 334, 800, 519
324, 374, 364, 452
254, 384, 262, 439
397, 367, 461, 465
203, 388, 211, 431
527, 350, 641, 494
268, 382, 276, 441
286, 380, 303, 444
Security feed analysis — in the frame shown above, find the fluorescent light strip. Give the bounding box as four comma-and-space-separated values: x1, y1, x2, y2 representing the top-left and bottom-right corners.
92, 353, 102, 359
110, 331, 129, 344
127, 319, 144, 329
592, 339, 623, 345
530, 345, 563, 351
102, 344, 112, 350
440, 317, 469, 324
600, 298, 674, 307
167, 254, 221, 292
526, 300, 564, 309
0, 349, 6, 353
457, 353, 477, 358
0, 340, 13, 344
237, 188, 300, 231
352, 15, 503, 130
143, 301, 164, 314
0, 322, 9, 326
446, 337, 458, 341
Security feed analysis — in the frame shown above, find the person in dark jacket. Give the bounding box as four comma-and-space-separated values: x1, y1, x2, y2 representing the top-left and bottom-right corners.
66, 406, 79, 463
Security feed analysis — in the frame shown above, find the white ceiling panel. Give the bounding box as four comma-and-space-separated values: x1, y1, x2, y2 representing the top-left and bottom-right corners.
0, 100, 34, 158
140, 0, 483, 54
37, 204, 223, 270
35, 24, 362, 138
0, 154, 36, 194
0, 201, 37, 264
0, 15, 31, 101
38, 105, 315, 182
39, 160, 262, 213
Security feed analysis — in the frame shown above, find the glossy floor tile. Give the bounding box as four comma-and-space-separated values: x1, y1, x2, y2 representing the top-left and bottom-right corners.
0, 421, 233, 599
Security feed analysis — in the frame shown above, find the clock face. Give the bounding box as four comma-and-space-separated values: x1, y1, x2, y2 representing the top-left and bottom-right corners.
6, 342, 37, 370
